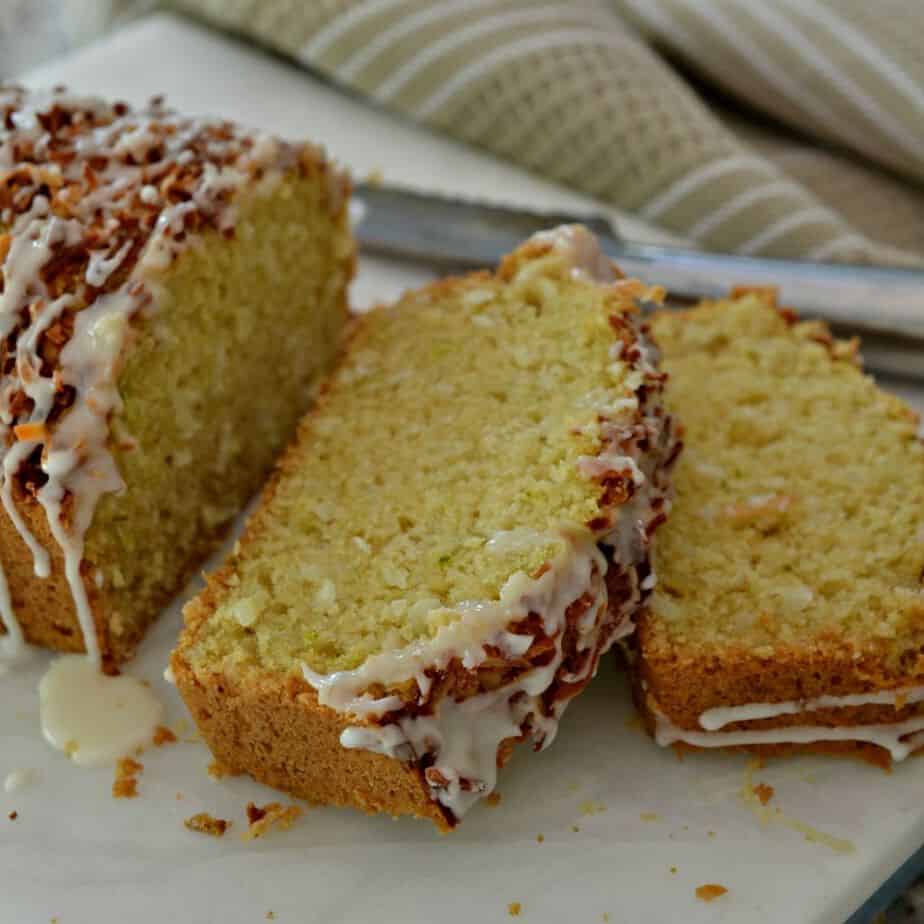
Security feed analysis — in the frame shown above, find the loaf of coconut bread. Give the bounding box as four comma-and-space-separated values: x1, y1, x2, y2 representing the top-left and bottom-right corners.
173, 227, 681, 829
634, 290, 924, 766
0, 86, 352, 670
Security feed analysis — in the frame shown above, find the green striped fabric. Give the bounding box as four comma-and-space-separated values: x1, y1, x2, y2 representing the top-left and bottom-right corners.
174, 0, 924, 265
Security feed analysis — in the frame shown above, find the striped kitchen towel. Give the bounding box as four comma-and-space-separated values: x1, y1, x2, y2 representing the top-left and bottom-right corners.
173, 0, 924, 265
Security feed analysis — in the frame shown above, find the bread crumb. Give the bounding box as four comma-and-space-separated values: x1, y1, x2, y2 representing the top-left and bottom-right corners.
508, 902, 522, 917
753, 783, 775, 805
207, 759, 234, 780
366, 167, 384, 187
485, 791, 502, 807
184, 812, 230, 837
266, 914, 275, 921
696, 884, 728, 902
670, 866, 678, 874
112, 778, 138, 799
112, 757, 143, 799
153, 725, 177, 746
175, 792, 184, 801
640, 812, 660, 822
243, 802, 303, 840
8, 810, 17, 820
536, 833, 544, 844
119, 757, 143, 774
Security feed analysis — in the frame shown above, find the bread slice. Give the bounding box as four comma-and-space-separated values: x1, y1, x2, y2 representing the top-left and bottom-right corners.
0, 86, 352, 669
173, 227, 681, 829
634, 290, 924, 766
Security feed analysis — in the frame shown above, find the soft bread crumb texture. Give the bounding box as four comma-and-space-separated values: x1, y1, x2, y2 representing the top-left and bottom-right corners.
649, 296, 924, 668
185, 251, 639, 676
81, 175, 350, 659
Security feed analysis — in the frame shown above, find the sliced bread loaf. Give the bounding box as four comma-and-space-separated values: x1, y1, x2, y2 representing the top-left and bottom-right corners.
0, 86, 351, 669
635, 290, 924, 766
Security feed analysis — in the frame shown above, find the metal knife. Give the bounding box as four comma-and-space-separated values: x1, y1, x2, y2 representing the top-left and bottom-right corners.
352, 182, 924, 380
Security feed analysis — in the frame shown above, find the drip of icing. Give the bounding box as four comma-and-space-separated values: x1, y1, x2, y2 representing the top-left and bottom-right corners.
0, 86, 320, 670
0, 564, 24, 667
698, 685, 924, 731
38, 655, 163, 767
654, 706, 924, 762
302, 231, 677, 820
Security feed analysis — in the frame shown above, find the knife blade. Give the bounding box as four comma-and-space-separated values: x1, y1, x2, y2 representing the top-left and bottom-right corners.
352, 182, 924, 379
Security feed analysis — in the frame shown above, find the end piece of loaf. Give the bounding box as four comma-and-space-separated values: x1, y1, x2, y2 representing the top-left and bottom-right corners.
0, 86, 353, 669
634, 290, 924, 765
173, 227, 680, 829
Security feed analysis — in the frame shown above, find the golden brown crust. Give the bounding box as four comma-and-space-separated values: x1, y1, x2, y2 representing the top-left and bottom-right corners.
171, 638, 452, 832
631, 666, 904, 770
630, 572, 924, 767
637, 611, 924, 725
633, 596, 924, 768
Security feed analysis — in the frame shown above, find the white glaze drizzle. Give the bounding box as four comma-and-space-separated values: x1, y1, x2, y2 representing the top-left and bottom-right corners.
313, 533, 639, 820
698, 685, 924, 731
654, 706, 924, 763
0, 86, 310, 668
304, 529, 604, 716
302, 227, 677, 821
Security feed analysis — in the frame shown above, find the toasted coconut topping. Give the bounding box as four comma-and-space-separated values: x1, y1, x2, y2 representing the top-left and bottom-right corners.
0, 86, 338, 668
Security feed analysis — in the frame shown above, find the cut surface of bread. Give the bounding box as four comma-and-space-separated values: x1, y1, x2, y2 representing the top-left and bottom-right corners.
634, 291, 924, 765
0, 86, 352, 669
174, 227, 680, 829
